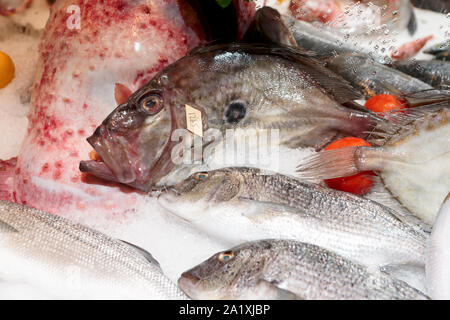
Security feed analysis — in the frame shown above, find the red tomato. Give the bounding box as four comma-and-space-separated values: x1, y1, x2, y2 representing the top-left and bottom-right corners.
365, 94, 407, 115
324, 137, 375, 196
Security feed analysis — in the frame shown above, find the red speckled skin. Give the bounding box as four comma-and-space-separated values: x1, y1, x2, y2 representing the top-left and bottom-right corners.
9, 0, 204, 222
0, 0, 32, 16
233, 0, 255, 40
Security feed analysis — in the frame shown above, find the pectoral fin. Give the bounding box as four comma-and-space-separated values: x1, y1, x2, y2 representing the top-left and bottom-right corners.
0, 220, 18, 233
253, 279, 301, 300
236, 198, 303, 222
381, 264, 427, 294
119, 240, 161, 268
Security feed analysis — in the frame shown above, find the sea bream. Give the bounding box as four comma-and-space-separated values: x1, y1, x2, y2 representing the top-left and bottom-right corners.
0, 200, 187, 299
179, 239, 429, 300
78, 43, 410, 190
157, 167, 429, 269
297, 106, 450, 225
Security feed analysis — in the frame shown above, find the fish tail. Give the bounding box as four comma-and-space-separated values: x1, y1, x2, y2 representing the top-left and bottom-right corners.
0, 157, 17, 202
402, 88, 450, 107
296, 146, 385, 180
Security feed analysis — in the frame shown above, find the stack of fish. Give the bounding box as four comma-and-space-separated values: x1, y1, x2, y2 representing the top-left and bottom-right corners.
0, 0, 449, 300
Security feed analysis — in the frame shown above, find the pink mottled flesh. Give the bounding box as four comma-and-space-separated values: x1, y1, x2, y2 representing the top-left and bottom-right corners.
4, 0, 204, 222
0, 0, 32, 16
391, 35, 434, 60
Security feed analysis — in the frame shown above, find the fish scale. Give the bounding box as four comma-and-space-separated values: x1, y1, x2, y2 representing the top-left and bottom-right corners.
158, 167, 428, 270
0, 200, 187, 299
179, 239, 429, 300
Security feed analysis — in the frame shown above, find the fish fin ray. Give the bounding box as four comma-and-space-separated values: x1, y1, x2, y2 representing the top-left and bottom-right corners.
237, 198, 301, 220
0, 220, 18, 233
380, 264, 427, 294
188, 42, 362, 103
401, 88, 450, 107
296, 147, 364, 180
114, 83, 133, 106
119, 240, 161, 268
367, 102, 450, 146
254, 279, 301, 300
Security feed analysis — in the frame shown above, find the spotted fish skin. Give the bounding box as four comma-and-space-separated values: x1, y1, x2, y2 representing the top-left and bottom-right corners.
158, 167, 429, 269
179, 239, 430, 300
0, 200, 187, 299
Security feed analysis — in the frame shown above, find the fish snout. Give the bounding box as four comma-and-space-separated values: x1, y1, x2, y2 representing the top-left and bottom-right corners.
87, 125, 108, 148
178, 271, 201, 297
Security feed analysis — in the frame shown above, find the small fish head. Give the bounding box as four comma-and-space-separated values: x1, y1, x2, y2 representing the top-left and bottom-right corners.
80, 79, 180, 191
157, 169, 242, 221
178, 246, 255, 299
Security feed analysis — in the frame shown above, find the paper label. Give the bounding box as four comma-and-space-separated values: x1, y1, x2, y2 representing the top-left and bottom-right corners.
185, 104, 203, 137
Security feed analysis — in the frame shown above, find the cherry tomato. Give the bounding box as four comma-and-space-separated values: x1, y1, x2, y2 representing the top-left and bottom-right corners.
0, 51, 15, 89
324, 137, 375, 196
365, 94, 407, 115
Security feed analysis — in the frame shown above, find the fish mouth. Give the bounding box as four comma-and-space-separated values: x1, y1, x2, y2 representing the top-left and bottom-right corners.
178, 270, 226, 300
79, 160, 120, 183
178, 271, 202, 299
79, 125, 138, 185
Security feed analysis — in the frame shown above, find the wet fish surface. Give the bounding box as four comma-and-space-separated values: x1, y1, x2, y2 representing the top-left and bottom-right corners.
325, 54, 434, 98
297, 106, 450, 225
179, 239, 429, 300
281, 13, 388, 62
410, 0, 450, 13
158, 167, 429, 269
392, 60, 450, 89
424, 41, 450, 61
0, 200, 186, 299
80, 43, 398, 190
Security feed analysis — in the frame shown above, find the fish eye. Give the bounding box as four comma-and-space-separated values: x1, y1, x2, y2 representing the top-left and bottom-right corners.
194, 172, 209, 180
218, 251, 234, 263
140, 94, 163, 115
225, 102, 246, 124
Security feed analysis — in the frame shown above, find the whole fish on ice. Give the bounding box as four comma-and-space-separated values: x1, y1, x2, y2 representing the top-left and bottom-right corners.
391, 59, 450, 90
78, 43, 410, 190
297, 106, 450, 225
325, 54, 434, 98
0, 200, 186, 299
179, 239, 429, 300
254, 5, 414, 63
158, 167, 429, 269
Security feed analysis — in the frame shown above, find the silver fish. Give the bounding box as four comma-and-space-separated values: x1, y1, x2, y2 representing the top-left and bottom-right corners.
158, 167, 429, 269
79, 43, 390, 190
281, 12, 391, 63
0, 200, 187, 299
179, 239, 429, 300
391, 60, 450, 90
325, 54, 434, 98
